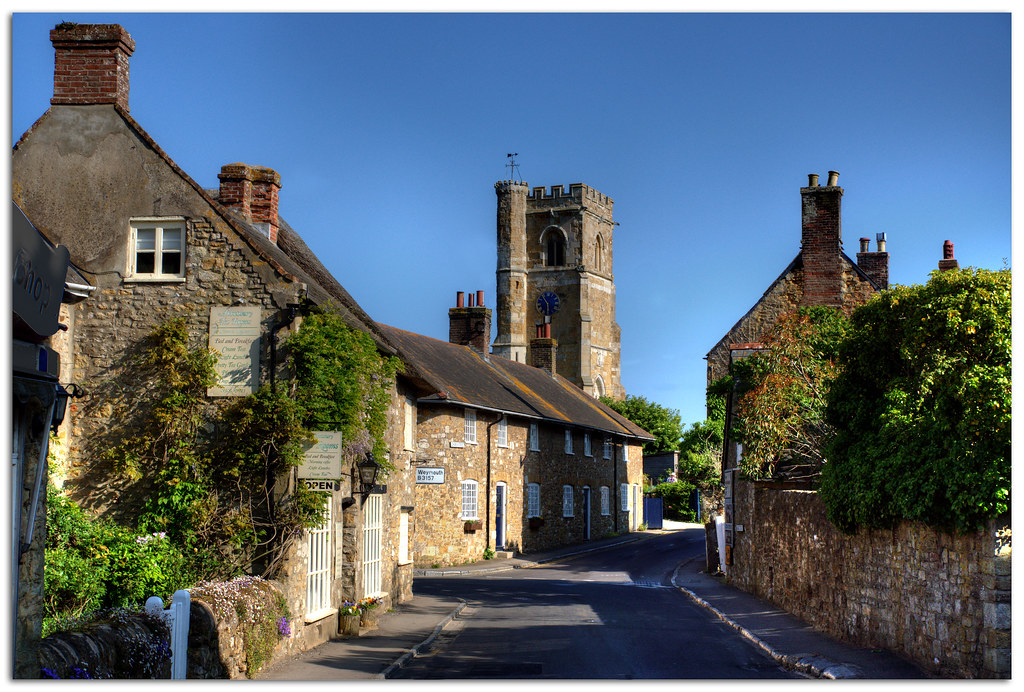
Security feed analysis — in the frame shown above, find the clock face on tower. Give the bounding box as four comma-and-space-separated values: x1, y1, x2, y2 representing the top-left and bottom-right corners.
536, 291, 560, 316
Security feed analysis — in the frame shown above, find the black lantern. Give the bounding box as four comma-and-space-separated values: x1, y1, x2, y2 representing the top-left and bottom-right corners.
357, 452, 380, 495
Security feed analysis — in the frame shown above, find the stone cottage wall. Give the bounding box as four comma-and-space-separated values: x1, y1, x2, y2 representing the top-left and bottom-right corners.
412, 404, 645, 566
727, 482, 1011, 678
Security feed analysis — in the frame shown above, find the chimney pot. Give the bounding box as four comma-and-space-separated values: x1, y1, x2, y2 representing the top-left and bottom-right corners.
808, 173, 819, 187
876, 231, 887, 253
456, 291, 465, 308
476, 290, 484, 308
827, 171, 840, 187
943, 240, 954, 260
860, 237, 870, 253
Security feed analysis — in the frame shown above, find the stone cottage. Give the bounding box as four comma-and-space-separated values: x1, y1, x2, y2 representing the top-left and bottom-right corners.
12, 22, 415, 665
378, 291, 652, 567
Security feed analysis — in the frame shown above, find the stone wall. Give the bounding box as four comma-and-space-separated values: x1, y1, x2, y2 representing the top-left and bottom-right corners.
727, 482, 1011, 678
412, 404, 644, 567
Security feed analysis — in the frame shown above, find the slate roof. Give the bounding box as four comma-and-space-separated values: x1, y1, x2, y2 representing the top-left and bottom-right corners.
377, 323, 653, 441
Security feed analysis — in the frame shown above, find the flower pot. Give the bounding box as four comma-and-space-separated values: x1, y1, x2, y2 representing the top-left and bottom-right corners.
464, 521, 482, 533
340, 613, 361, 637
360, 610, 379, 631
528, 517, 544, 530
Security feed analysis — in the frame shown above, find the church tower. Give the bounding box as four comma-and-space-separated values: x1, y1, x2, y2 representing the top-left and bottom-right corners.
492, 181, 623, 400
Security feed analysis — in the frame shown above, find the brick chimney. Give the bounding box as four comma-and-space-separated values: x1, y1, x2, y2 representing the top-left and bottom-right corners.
449, 290, 491, 355
856, 232, 890, 289
938, 240, 959, 271
800, 171, 843, 307
50, 24, 135, 111
529, 323, 557, 375
218, 163, 282, 243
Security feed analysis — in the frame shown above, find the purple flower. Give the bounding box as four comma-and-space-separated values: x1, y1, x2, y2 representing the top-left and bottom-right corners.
277, 616, 291, 638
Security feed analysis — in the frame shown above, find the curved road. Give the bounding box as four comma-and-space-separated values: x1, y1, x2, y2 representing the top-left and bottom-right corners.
394, 529, 798, 679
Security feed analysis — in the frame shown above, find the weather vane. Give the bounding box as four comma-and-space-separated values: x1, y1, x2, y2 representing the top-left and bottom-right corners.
506, 153, 522, 182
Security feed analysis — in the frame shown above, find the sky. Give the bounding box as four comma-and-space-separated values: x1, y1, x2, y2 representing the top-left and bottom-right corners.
9, 10, 1012, 429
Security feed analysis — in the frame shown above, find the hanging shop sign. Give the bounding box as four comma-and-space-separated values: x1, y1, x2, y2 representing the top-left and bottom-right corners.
298, 430, 343, 480
208, 306, 261, 396
12, 202, 70, 338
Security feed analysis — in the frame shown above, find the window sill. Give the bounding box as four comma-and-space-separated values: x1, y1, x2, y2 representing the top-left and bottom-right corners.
304, 607, 335, 624
398, 559, 413, 567
124, 276, 187, 284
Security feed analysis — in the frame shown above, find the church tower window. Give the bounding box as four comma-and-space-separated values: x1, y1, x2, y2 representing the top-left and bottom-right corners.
544, 229, 565, 267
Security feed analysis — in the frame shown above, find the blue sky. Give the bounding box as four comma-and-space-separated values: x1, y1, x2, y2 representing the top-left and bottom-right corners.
10, 11, 1011, 428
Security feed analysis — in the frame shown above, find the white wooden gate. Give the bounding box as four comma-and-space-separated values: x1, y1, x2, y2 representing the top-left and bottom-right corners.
362, 494, 382, 595
305, 500, 332, 620
145, 590, 191, 679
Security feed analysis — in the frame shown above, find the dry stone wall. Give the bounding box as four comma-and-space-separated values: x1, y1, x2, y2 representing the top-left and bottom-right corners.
727, 482, 1011, 678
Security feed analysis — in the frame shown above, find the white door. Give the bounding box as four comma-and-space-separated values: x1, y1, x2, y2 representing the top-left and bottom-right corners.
362, 494, 382, 596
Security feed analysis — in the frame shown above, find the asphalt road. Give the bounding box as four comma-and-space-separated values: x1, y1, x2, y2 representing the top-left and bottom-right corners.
393, 529, 799, 679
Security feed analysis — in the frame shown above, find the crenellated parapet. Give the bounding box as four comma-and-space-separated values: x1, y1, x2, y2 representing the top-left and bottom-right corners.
495, 180, 530, 193
527, 183, 613, 217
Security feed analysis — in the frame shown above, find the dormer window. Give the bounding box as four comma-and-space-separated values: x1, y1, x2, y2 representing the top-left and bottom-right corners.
129, 218, 185, 280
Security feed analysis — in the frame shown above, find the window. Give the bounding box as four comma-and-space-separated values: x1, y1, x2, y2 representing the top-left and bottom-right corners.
594, 234, 604, 271
130, 218, 185, 279
620, 483, 629, 512
594, 375, 606, 399
497, 417, 508, 448
564, 429, 573, 454
527, 483, 540, 518
603, 438, 612, 459
600, 486, 610, 515
464, 408, 477, 444
305, 499, 332, 620
461, 480, 479, 519
623, 444, 629, 462
543, 228, 566, 267
529, 423, 539, 451
398, 509, 411, 564
584, 433, 592, 457
404, 397, 415, 451
562, 485, 574, 517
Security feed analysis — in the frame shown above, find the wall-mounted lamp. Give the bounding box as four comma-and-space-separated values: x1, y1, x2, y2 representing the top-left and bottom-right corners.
51, 383, 84, 433
357, 452, 381, 496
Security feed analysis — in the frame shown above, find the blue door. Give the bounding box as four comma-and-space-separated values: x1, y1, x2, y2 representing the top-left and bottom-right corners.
495, 483, 506, 549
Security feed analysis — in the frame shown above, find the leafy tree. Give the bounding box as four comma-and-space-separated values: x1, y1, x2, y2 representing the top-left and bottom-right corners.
820, 268, 1010, 533
599, 394, 683, 455
733, 306, 848, 480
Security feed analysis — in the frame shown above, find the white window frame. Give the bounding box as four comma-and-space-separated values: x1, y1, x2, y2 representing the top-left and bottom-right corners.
464, 408, 477, 444
620, 483, 629, 512
623, 443, 629, 463
600, 486, 611, 516
564, 429, 573, 455
562, 485, 574, 518
584, 433, 592, 457
305, 497, 333, 621
461, 480, 479, 520
404, 396, 415, 451
527, 483, 541, 518
497, 417, 508, 448
127, 217, 186, 281
529, 422, 540, 451
603, 438, 612, 459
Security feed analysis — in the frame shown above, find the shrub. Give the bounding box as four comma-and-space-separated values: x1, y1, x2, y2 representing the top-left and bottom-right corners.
649, 480, 698, 522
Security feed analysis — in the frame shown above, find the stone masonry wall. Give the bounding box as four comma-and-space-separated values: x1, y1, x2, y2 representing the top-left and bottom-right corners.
727, 482, 1011, 678
412, 403, 644, 566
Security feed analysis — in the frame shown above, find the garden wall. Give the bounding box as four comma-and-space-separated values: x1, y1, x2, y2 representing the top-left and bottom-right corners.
38, 584, 315, 680
727, 483, 1010, 678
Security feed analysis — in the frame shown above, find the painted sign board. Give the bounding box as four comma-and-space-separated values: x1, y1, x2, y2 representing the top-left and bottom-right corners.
208, 306, 262, 396
302, 479, 339, 491
12, 202, 70, 338
298, 431, 343, 480
416, 468, 445, 485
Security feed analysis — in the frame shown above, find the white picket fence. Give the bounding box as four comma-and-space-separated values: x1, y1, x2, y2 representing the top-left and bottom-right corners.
145, 590, 191, 679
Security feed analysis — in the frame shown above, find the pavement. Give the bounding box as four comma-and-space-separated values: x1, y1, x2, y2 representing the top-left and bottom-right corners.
257, 521, 929, 680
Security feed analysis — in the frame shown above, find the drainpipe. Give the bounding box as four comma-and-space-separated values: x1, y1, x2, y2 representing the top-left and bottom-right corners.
269, 304, 300, 390
614, 440, 619, 535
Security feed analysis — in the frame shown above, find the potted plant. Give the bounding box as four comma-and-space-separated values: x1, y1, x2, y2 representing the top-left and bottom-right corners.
464, 519, 482, 533
339, 601, 361, 637
528, 516, 544, 530
358, 595, 383, 629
